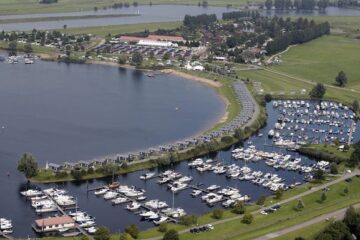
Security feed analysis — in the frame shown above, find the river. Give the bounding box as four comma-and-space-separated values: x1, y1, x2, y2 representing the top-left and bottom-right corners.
1, 6, 360, 31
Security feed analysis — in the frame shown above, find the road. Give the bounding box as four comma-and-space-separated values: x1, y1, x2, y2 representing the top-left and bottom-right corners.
255, 202, 360, 240
144, 170, 360, 240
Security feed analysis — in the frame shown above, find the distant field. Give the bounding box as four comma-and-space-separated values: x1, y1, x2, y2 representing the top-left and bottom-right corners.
300, 16, 360, 34
0, 0, 250, 15
62, 21, 182, 36
237, 67, 360, 105
271, 35, 360, 91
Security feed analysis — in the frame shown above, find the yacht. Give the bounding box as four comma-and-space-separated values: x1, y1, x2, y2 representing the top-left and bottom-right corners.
140, 172, 156, 180
153, 216, 168, 225
103, 191, 118, 200
112, 197, 128, 205
126, 201, 141, 211
94, 188, 108, 196
20, 189, 42, 197
190, 190, 202, 197
170, 182, 188, 193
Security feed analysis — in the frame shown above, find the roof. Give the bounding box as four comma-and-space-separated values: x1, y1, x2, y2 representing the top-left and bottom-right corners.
147, 34, 184, 42
119, 36, 146, 43
35, 216, 74, 227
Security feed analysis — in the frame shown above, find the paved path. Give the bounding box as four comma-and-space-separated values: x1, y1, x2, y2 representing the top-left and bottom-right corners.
144, 170, 360, 240
255, 202, 360, 240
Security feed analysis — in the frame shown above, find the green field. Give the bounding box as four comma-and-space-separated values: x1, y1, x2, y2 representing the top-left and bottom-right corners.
0, 0, 253, 15
61, 21, 182, 36
300, 16, 360, 35
270, 35, 360, 91
273, 220, 329, 240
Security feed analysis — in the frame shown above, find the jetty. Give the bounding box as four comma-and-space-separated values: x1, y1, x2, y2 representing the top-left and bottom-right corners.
0, 231, 14, 240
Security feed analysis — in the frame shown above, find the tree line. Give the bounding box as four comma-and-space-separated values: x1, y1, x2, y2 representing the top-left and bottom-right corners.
265, 18, 330, 55
222, 11, 260, 21
183, 14, 217, 28
264, 0, 329, 10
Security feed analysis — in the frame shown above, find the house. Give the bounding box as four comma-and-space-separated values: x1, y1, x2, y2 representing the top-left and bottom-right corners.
45, 163, 62, 172
33, 216, 76, 233
63, 162, 77, 170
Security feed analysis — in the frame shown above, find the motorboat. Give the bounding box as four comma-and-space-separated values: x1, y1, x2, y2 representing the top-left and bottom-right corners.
126, 202, 141, 211
140, 172, 156, 180
94, 188, 108, 196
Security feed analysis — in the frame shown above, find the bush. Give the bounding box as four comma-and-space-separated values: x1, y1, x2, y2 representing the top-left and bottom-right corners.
94, 226, 111, 240
232, 201, 246, 214
125, 224, 139, 239
180, 215, 198, 226
274, 188, 284, 200
241, 213, 253, 224
55, 171, 68, 178
256, 195, 266, 205
119, 233, 133, 240
71, 169, 84, 180
163, 229, 179, 240
264, 93, 272, 102
296, 199, 305, 211
158, 222, 168, 233
212, 208, 224, 219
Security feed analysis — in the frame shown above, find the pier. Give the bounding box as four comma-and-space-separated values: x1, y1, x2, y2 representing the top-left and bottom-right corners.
43, 192, 93, 239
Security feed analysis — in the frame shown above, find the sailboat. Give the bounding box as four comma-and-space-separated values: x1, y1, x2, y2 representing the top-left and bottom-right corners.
108, 169, 120, 190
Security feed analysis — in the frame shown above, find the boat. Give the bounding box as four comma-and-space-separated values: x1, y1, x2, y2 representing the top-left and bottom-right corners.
126, 202, 141, 211
140, 172, 156, 180
103, 191, 118, 200
190, 190, 202, 197
108, 182, 120, 190
94, 188, 108, 196
207, 185, 220, 191
153, 216, 168, 225
170, 182, 188, 193
20, 189, 42, 197
112, 197, 128, 205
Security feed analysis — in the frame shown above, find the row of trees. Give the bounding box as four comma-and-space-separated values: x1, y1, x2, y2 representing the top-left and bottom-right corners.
265, 21, 330, 55
265, 0, 329, 10
222, 11, 260, 21
183, 14, 217, 28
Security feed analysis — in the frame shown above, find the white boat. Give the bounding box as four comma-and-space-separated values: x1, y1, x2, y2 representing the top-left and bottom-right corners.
112, 197, 128, 205
85, 226, 97, 234
103, 191, 118, 200
190, 190, 202, 197
94, 188, 108, 196
139, 211, 156, 218
207, 185, 220, 191
170, 182, 188, 193
177, 176, 193, 183
126, 201, 141, 211
153, 216, 168, 225
20, 189, 42, 197
140, 172, 156, 180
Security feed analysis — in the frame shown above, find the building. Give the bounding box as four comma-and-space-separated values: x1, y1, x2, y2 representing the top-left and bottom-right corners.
137, 39, 176, 47
33, 216, 76, 233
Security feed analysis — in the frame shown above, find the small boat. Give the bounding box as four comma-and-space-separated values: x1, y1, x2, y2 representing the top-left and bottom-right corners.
94, 188, 108, 196
126, 202, 141, 211
140, 172, 156, 180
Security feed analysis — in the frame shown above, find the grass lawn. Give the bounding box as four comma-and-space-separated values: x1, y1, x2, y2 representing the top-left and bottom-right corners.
270, 35, 360, 91
237, 66, 360, 106
299, 16, 360, 35
0, 0, 254, 15
301, 144, 354, 161
61, 21, 182, 37
175, 176, 360, 240
272, 220, 329, 240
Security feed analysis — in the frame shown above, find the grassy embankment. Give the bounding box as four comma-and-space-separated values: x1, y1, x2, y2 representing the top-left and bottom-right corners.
0, 0, 256, 16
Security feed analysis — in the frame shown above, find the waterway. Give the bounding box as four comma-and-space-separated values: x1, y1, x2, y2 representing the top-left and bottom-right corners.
1, 6, 360, 31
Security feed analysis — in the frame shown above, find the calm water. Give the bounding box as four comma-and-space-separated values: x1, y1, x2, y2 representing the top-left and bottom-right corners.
1, 6, 359, 31
0, 58, 227, 236
0, 5, 233, 31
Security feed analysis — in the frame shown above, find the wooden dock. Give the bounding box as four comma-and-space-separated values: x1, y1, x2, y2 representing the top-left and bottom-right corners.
43, 192, 93, 239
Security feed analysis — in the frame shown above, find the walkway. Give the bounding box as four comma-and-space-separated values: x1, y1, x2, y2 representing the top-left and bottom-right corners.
255, 203, 360, 240
144, 170, 360, 240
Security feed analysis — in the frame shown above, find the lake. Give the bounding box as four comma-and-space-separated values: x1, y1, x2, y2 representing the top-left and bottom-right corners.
1, 5, 359, 31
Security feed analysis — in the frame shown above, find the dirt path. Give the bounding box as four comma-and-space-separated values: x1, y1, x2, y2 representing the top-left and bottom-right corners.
255, 203, 360, 240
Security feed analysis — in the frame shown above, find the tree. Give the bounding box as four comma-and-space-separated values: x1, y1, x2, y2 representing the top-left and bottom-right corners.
158, 222, 167, 233
264, 94, 273, 103
352, 100, 359, 113
321, 192, 327, 202
163, 229, 179, 240
17, 153, 38, 178
316, 221, 352, 240
119, 233, 133, 240
65, 44, 72, 57
125, 224, 139, 239
313, 169, 325, 181
212, 208, 224, 219
242, 213, 254, 224
274, 188, 284, 200
309, 83, 326, 99
330, 163, 338, 174
179, 215, 198, 226
296, 199, 305, 210
256, 195, 266, 205
8, 40, 17, 56
335, 71, 347, 87
131, 51, 143, 66
94, 226, 111, 240
265, 0, 273, 9
343, 186, 349, 195
232, 201, 246, 214
24, 43, 33, 55
343, 205, 359, 236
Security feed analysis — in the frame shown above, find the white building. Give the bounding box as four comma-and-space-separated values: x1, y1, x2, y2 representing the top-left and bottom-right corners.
137, 40, 177, 47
